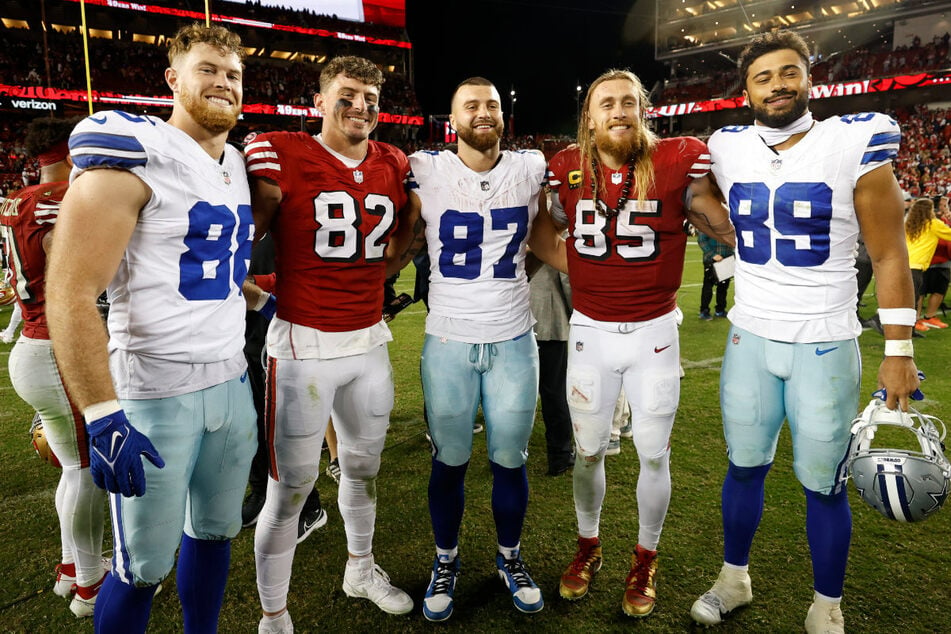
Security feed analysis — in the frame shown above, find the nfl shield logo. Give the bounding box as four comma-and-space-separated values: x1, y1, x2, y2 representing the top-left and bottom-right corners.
353, 170, 364, 183
611, 172, 622, 185
731, 333, 741, 345
770, 158, 782, 171
575, 341, 584, 352
480, 181, 490, 191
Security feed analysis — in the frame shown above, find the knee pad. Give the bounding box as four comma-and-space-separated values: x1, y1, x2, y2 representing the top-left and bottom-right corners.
637, 445, 670, 471
339, 446, 382, 481
487, 446, 526, 469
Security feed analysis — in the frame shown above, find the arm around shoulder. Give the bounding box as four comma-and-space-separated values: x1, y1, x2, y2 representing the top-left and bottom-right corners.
686, 175, 735, 247
250, 176, 282, 243
385, 191, 425, 278
527, 192, 568, 274
46, 168, 148, 411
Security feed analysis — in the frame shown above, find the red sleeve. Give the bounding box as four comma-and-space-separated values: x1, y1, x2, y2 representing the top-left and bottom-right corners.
253, 273, 277, 293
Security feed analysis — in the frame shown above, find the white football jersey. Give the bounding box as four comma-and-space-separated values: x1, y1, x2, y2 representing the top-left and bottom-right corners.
708, 112, 900, 342
409, 150, 546, 343
69, 111, 252, 382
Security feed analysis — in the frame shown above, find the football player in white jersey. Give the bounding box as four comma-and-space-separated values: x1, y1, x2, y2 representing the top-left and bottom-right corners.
388, 77, 565, 621
46, 25, 261, 633
689, 31, 920, 634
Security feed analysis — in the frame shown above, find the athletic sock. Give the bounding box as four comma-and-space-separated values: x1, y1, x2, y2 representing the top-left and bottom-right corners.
489, 461, 528, 550
721, 461, 771, 566
428, 459, 468, 550
178, 535, 231, 633
805, 487, 851, 598
93, 573, 156, 633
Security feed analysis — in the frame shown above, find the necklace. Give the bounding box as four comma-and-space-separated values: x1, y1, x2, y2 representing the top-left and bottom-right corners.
591, 157, 634, 218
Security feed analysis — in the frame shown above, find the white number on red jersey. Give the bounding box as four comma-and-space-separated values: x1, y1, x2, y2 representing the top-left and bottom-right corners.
313, 191, 396, 262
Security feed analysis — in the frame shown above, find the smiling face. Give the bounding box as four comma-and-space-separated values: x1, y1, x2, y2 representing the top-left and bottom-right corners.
743, 48, 811, 128
167, 42, 243, 135
450, 83, 504, 152
315, 73, 381, 145
586, 78, 643, 163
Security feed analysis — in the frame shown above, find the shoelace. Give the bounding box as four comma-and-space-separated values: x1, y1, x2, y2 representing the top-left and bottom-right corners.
503, 557, 534, 589
430, 561, 456, 594
567, 546, 597, 574
369, 564, 393, 589
627, 555, 654, 589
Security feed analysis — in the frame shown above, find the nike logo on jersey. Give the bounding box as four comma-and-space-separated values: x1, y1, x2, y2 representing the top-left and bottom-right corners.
815, 346, 839, 356
654, 345, 671, 354
240, 371, 248, 383
89, 115, 109, 124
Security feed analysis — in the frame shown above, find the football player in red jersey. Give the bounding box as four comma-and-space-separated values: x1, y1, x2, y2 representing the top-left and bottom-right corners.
244, 56, 414, 632
547, 69, 734, 617
1, 116, 108, 617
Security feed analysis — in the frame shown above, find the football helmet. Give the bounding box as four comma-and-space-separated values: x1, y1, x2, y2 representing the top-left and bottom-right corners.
29, 412, 62, 468
846, 399, 949, 522
0, 282, 16, 306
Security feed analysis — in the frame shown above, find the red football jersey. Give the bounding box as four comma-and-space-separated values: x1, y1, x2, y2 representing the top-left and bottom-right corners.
0, 181, 68, 339
245, 133, 409, 331
548, 137, 710, 322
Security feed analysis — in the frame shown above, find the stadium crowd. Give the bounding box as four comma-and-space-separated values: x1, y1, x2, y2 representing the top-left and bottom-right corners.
656, 31, 951, 105
0, 29, 420, 115
150, 0, 407, 41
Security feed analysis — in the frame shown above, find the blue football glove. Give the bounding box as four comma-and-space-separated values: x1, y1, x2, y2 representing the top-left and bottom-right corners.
872, 370, 926, 403
87, 409, 165, 497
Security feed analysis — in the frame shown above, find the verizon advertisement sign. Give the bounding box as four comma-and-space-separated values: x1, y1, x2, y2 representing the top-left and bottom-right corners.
0, 84, 423, 125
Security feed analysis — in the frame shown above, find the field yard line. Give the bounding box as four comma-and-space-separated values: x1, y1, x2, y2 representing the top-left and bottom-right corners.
681, 356, 724, 370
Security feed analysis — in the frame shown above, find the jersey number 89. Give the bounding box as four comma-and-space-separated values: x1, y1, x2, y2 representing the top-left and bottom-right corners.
729, 182, 833, 266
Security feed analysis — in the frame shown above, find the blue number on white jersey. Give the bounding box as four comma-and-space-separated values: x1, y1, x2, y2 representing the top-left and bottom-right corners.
179, 201, 252, 300
729, 181, 833, 266
437, 206, 528, 279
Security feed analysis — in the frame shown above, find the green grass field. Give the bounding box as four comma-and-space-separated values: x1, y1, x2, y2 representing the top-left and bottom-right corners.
1, 241, 949, 633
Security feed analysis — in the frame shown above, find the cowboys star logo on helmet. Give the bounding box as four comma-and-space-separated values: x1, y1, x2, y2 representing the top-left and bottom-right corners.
846, 399, 950, 522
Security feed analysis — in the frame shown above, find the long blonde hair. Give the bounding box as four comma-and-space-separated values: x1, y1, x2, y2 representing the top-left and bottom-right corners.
577, 69, 657, 203
905, 198, 935, 242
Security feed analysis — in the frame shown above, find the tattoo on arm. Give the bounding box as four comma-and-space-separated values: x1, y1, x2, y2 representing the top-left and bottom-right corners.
399, 216, 427, 262
688, 208, 736, 245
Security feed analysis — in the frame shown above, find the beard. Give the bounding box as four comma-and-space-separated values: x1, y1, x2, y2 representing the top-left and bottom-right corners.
456, 119, 503, 152
751, 90, 808, 128
180, 88, 240, 134
593, 123, 641, 164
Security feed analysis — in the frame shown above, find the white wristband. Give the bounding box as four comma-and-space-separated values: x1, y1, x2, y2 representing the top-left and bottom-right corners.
883, 339, 914, 357
83, 399, 122, 422
252, 292, 270, 311
878, 308, 917, 327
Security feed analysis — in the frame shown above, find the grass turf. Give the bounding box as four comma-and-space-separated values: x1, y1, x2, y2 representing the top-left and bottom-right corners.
0, 240, 948, 632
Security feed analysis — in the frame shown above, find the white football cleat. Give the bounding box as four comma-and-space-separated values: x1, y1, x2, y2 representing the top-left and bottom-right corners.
805, 594, 844, 634
259, 610, 294, 633
690, 564, 752, 626
342, 555, 413, 615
